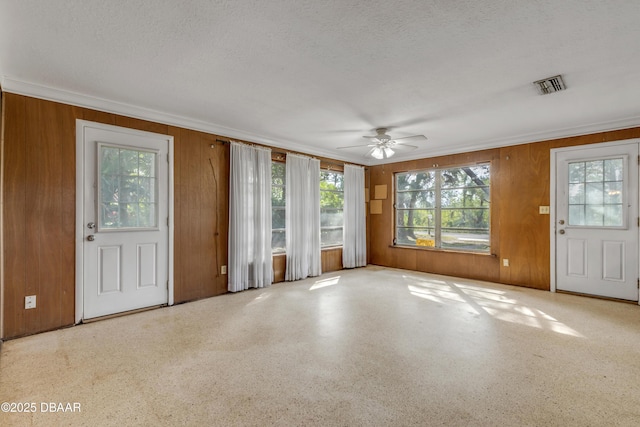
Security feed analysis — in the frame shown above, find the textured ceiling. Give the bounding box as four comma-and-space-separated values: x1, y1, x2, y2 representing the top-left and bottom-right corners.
1, 0, 640, 165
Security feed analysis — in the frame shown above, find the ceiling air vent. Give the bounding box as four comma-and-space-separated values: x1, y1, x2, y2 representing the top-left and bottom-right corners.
533, 75, 566, 95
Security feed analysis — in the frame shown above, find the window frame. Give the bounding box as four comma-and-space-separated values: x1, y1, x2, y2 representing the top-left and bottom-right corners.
320, 169, 344, 248
97, 142, 160, 232
566, 156, 627, 228
271, 160, 286, 254
394, 163, 491, 253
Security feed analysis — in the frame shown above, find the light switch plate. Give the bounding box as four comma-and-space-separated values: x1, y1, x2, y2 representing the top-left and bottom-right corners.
539, 206, 550, 214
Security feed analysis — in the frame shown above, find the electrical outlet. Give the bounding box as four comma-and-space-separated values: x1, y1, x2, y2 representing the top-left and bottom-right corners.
221, 265, 227, 275
25, 295, 36, 309
503, 259, 509, 267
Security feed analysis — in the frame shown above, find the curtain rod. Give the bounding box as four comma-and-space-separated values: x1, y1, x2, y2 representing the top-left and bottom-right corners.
215, 138, 366, 169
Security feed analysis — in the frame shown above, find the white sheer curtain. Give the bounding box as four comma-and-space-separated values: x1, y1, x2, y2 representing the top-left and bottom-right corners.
285, 154, 321, 280
228, 142, 273, 292
343, 164, 367, 268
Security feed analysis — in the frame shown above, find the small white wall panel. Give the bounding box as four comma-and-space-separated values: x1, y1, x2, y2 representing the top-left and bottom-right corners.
98, 246, 121, 294
137, 243, 157, 288
567, 239, 587, 277
602, 241, 625, 281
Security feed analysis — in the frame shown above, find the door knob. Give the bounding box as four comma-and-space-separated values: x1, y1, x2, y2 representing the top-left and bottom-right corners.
87, 222, 96, 229
558, 229, 565, 234
559, 220, 565, 225
87, 235, 95, 241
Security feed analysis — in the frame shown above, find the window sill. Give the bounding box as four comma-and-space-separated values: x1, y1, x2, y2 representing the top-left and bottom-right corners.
389, 244, 496, 257
271, 246, 343, 257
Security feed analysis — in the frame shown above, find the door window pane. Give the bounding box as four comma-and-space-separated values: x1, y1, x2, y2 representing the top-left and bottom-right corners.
568, 158, 624, 227
604, 182, 622, 204
585, 205, 604, 226
585, 160, 604, 182
569, 162, 584, 183
568, 183, 585, 204
99, 145, 158, 230
605, 159, 623, 181
569, 205, 585, 226
585, 183, 604, 205
604, 205, 623, 226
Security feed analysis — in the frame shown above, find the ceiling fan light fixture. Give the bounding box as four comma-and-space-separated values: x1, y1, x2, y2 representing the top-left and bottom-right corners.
371, 147, 384, 159
338, 127, 425, 160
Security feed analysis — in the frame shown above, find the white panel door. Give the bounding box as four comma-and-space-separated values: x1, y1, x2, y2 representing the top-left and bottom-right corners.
82, 124, 170, 319
555, 142, 639, 301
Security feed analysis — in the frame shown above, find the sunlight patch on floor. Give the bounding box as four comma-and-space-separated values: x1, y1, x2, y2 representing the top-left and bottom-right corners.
310, 276, 341, 290
403, 275, 584, 338
408, 285, 467, 304
246, 292, 272, 306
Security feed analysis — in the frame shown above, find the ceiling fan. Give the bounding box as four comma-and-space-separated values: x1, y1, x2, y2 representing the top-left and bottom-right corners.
337, 128, 427, 159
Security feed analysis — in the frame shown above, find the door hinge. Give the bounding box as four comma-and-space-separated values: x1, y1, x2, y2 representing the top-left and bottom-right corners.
167, 217, 169, 226
637, 155, 640, 165
637, 278, 639, 289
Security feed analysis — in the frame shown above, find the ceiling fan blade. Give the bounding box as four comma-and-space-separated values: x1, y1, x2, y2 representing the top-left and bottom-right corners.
392, 134, 427, 143
392, 143, 419, 151
362, 135, 379, 140
337, 143, 377, 150
324, 130, 363, 135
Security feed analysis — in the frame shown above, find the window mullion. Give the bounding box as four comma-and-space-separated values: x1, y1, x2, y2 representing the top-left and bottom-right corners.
435, 169, 442, 248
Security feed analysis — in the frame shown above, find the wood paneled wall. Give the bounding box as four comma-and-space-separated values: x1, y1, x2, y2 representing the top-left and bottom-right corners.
273, 248, 343, 283
369, 128, 640, 290
2, 94, 77, 338
1, 93, 352, 339
0, 94, 232, 338
171, 127, 229, 302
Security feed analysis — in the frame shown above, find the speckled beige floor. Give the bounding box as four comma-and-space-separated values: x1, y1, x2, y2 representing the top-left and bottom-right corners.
1, 266, 640, 426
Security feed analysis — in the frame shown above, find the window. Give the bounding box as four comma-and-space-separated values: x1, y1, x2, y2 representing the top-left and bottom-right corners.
271, 163, 345, 251
320, 170, 344, 247
568, 158, 623, 226
98, 144, 158, 230
395, 164, 490, 252
271, 162, 286, 252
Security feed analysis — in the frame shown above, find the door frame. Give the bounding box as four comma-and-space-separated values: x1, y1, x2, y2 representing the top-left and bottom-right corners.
75, 120, 175, 323
550, 139, 640, 304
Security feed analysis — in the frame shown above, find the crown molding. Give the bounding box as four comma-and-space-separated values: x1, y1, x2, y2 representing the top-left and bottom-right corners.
3, 76, 639, 167
0, 76, 364, 165
371, 115, 640, 165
